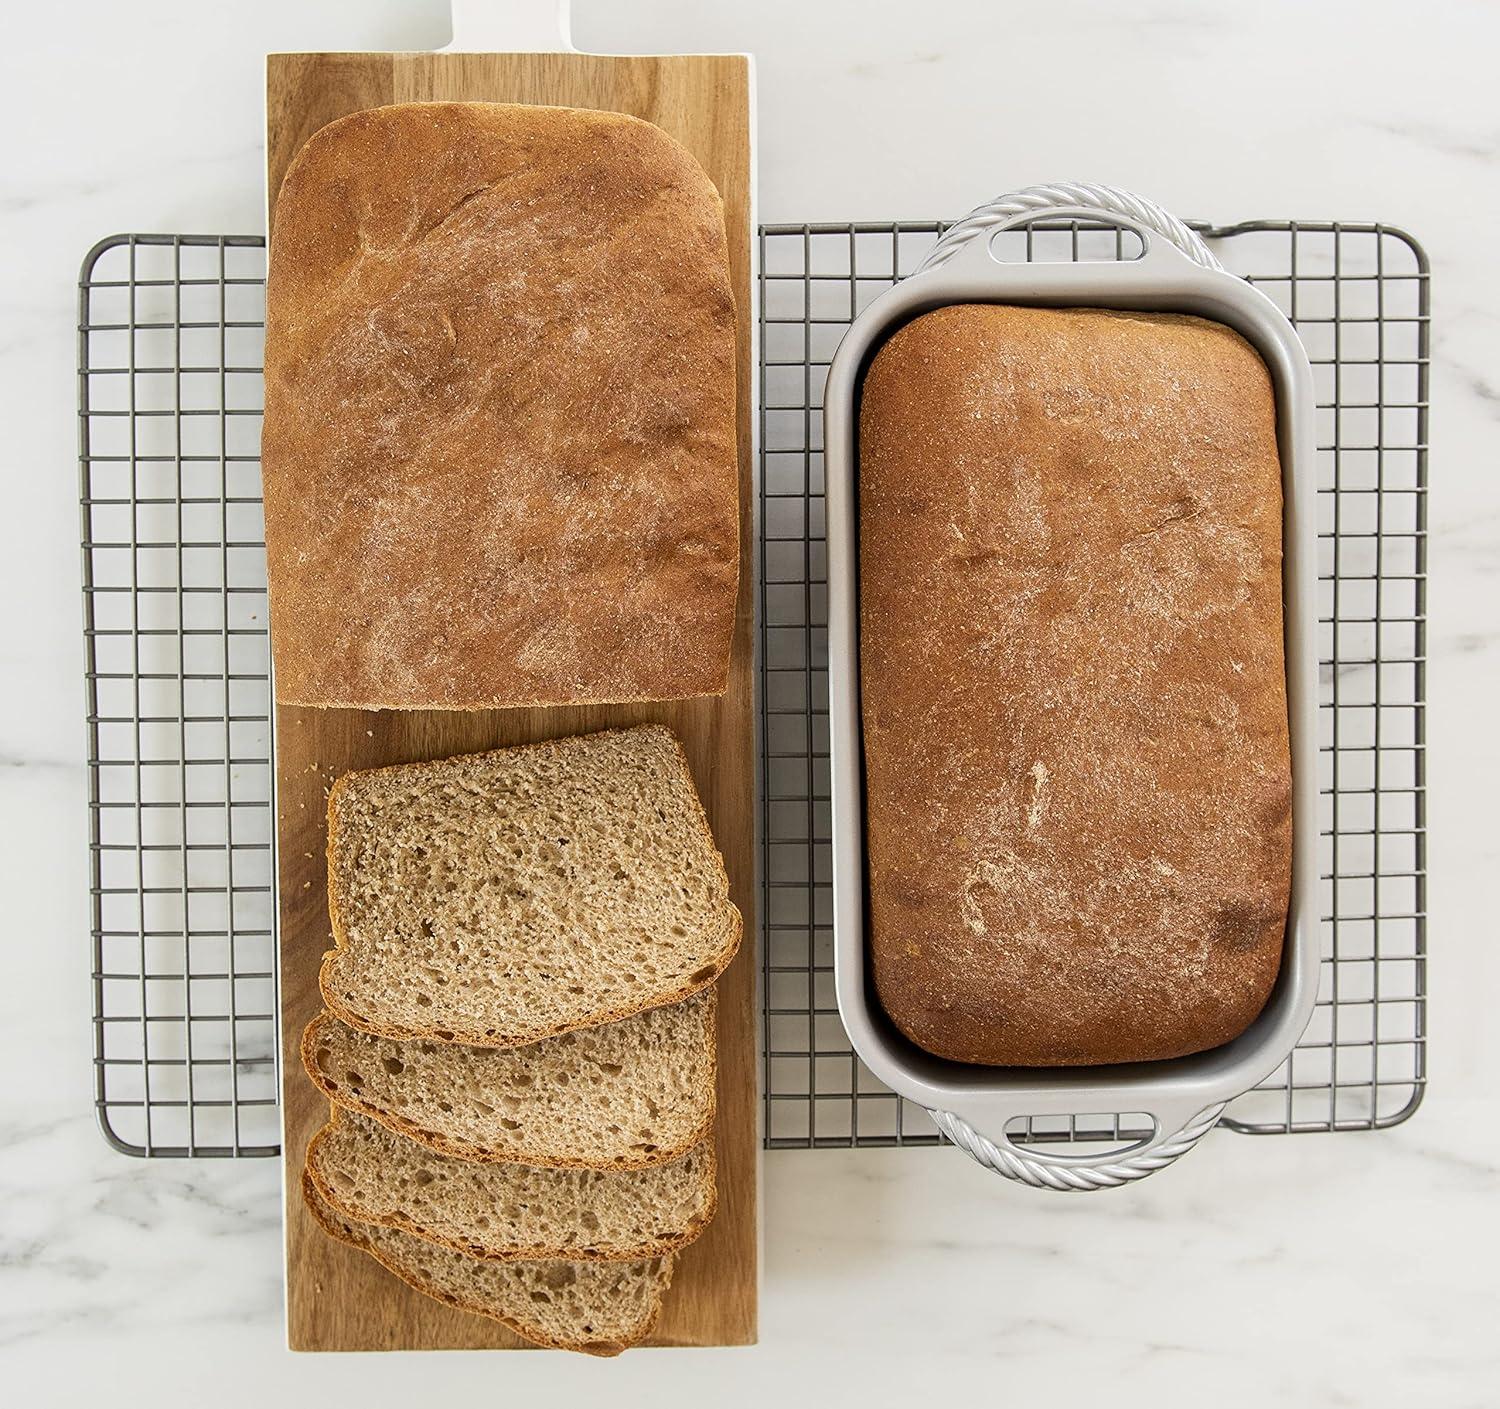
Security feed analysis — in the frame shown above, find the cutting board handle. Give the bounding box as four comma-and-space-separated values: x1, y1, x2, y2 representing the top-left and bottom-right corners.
444, 0, 575, 52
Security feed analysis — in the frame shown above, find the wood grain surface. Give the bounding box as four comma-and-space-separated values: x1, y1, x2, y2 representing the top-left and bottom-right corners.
267, 50, 757, 1353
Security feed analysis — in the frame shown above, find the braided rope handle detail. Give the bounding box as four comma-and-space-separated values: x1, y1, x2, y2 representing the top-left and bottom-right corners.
930, 1102, 1228, 1192
918, 181, 1224, 275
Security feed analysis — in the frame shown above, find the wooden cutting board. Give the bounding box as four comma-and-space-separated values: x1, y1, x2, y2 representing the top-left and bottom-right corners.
267, 50, 756, 1352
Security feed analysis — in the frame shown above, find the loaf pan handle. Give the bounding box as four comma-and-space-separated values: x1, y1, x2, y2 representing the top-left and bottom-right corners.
930, 1101, 1227, 1192
916, 180, 1225, 278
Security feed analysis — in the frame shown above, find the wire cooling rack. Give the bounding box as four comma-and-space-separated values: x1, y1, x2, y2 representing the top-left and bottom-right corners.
759, 218, 1428, 1147
79, 236, 278, 1156
78, 218, 1427, 1157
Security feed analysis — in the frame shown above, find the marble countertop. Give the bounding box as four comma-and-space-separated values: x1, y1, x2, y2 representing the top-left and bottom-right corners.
2, 1, 1496, 1403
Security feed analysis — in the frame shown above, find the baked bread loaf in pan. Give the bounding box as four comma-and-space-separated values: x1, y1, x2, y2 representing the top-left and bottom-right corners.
261, 101, 739, 709
858, 303, 1291, 1067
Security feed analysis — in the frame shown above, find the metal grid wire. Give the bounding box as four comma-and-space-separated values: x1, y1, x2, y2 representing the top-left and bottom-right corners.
77, 218, 1427, 1157
758, 219, 1428, 1148
79, 235, 279, 1156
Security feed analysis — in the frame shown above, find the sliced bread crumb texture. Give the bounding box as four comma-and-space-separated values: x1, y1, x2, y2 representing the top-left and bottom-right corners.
307, 1109, 717, 1262
301, 1172, 672, 1356
320, 725, 741, 1046
302, 990, 715, 1169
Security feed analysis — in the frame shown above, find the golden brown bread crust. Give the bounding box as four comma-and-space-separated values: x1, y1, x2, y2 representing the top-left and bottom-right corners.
859, 305, 1291, 1067
261, 102, 738, 709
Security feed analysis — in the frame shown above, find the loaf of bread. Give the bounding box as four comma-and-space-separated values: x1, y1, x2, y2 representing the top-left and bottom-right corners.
859, 304, 1291, 1067
301, 1173, 673, 1356
261, 102, 738, 709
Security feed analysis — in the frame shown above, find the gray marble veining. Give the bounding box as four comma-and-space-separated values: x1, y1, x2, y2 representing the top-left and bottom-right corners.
2, 0, 1497, 1404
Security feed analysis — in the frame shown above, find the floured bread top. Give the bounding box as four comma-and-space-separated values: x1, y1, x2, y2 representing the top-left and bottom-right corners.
859, 304, 1291, 1067
261, 102, 739, 709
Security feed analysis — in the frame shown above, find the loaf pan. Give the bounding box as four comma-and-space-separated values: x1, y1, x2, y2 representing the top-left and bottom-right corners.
824, 183, 1319, 1190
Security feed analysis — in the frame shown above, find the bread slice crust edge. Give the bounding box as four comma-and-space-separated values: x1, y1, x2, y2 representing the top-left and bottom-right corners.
318, 725, 743, 1047
298, 994, 719, 1170
304, 1109, 720, 1264
299, 1170, 672, 1356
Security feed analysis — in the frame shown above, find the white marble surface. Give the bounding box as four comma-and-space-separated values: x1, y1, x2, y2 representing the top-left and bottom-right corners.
2, 0, 1498, 1403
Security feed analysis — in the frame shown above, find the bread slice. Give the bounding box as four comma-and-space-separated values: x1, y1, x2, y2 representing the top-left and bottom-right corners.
306, 1109, 716, 1262
302, 989, 716, 1169
319, 725, 741, 1047
301, 1172, 672, 1356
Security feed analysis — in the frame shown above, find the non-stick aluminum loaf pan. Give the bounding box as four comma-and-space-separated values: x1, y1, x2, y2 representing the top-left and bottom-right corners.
824, 183, 1320, 1191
